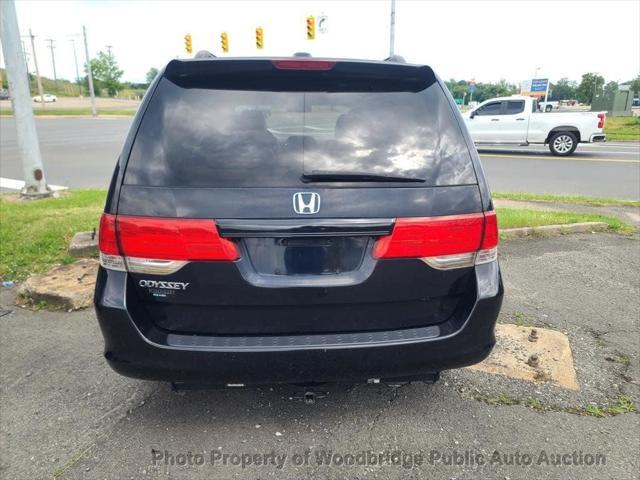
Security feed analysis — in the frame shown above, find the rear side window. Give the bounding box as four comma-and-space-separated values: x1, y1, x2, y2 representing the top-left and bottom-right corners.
505, 100, 524, 114
124, 62, 476, 188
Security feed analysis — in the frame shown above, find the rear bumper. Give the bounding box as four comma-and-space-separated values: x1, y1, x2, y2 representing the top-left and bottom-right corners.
94, 262, 503, 384
589, 133, 606, 143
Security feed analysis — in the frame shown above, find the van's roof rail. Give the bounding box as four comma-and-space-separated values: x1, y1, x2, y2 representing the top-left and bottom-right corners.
384, 54, 406, 63
194, 50, 216, 59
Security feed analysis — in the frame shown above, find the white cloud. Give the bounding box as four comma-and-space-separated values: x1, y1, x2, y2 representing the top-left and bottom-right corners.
5, 0, 640, 84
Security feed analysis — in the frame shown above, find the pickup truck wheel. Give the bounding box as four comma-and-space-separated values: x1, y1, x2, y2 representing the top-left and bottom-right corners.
545, 104, 553, 112
549, 132, 577, 156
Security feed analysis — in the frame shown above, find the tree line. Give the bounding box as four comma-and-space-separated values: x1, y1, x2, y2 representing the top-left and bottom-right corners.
445, 74, 640, 105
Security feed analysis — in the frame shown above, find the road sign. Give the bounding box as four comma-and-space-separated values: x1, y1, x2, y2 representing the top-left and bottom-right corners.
531, 78, 548, 92
318, 15, 328, 34
521, 78, 548, 97
468, 79, 476, 94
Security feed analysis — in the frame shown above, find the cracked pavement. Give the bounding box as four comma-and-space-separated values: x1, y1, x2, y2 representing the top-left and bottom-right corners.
1, 233, 638, 480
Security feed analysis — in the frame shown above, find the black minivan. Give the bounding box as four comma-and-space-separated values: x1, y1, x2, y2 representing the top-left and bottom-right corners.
94, 56, 503, 385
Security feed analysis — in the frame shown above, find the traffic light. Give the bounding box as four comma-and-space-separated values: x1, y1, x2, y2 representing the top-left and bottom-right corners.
184, 34, 192, 54
221, 32, 229, 53
255, 27, 264, 49
306, 16, 315, 40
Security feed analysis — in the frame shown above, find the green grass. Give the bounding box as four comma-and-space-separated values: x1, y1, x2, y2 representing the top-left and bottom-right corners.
582, 395, 637, 417
496, 207, 634, 234
0, 108, 136, 117
0, 189, 634, 280
493, 192, 640, 208
604, 116, 640, 141
475, 392, 637, 417
0, 190, 106, 280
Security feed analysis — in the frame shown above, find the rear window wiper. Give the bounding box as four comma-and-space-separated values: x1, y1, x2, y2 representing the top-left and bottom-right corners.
301, 171, 426, 183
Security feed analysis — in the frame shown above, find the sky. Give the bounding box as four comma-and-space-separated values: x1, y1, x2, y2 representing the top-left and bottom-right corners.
4, 0, 640, 85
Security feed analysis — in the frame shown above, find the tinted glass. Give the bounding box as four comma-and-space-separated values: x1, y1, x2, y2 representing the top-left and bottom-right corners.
125, 72, 476, 188
475, 102, 502, 116
505, 100, 524, 114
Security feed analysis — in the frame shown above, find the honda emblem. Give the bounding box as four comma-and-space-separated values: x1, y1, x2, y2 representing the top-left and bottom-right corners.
293, 192, 321, 215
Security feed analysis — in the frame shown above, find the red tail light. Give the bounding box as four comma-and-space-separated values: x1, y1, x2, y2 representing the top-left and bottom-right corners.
116, 216, 239, 261
481, 211, 499, 249
271, 60, 336, 70
98, 214, 239, 273
597, 113, 605, 129
373, 211, 498, 269
98, 213, 119, 256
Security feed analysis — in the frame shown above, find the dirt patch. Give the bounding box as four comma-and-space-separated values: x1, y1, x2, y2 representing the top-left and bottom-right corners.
468, 323, 579, 390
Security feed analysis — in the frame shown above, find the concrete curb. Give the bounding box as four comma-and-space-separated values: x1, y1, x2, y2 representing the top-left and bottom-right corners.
16, 259, 98, 311
68, 231, 98, 258
500, 222, 609, 240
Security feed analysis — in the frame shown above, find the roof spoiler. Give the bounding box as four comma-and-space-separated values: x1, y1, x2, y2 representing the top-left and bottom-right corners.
194, 50, 216, 59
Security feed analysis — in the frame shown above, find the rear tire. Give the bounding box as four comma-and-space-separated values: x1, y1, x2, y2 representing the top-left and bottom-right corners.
549, 131, 577, 156
545, 104, 552, 112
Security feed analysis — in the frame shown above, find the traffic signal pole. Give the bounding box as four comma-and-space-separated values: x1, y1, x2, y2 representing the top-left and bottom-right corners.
0, 0, 50, 197
389, 0, 396, 57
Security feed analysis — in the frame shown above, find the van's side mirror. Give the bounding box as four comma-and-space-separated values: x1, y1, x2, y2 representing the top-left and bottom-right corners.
470, 110, 477, 119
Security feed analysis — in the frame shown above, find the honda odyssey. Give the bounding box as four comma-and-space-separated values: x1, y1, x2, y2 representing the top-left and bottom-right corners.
94, 56, 503, 385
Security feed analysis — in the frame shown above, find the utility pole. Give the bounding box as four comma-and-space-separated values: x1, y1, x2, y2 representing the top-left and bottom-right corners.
389, 0, 396, 57
0, 0, 50, 197
45, 38, 58, 86
21, 39, 29, 72
29, 29, 45, 109
69, 38, 81, 95
82, 25, 97, 117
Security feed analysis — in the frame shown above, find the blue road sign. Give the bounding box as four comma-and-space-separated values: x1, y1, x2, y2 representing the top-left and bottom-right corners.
468, 84, 477, 94
531, 78, 549, 92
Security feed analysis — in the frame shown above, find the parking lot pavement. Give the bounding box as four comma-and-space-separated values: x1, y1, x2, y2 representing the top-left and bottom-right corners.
1, 233, 638, 480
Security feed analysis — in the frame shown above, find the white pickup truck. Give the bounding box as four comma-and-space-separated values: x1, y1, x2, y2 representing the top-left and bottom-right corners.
462, 96, 606, 155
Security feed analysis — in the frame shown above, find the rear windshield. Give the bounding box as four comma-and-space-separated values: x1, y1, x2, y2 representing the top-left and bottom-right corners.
124, 61, 476, 188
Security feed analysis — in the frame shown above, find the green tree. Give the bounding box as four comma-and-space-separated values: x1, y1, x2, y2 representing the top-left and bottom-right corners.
628, 75, 640, 93
549, 78, 577, 100
474, 79, 517, 103
145, 67, 159, 85
87, 51, 124, 96
444, 79, 517, 104
576, 72, 605, 104
445, 79, 469, 102
604, 81, 618, 95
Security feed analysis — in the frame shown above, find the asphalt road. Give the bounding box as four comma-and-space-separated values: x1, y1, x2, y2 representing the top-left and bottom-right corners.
1, 233, 638, 479
1, 117, 639, 199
